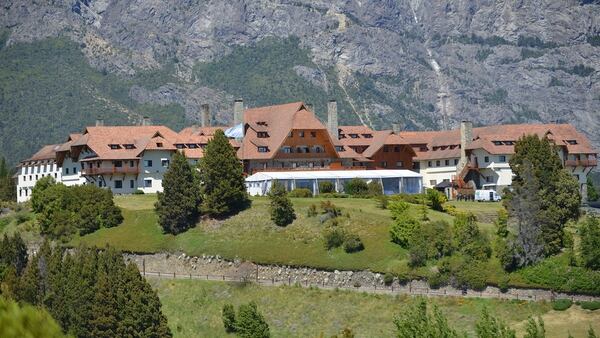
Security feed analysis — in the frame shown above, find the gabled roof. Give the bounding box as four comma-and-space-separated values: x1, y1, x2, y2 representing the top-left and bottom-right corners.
23, 144, 62, 163
238, 101, 337, 160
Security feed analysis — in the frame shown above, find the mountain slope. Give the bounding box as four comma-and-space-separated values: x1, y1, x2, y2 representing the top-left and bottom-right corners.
1, 0, 599, 165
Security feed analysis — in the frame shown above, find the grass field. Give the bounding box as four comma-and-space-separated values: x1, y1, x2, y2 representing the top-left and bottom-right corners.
151, 279, 599, 338
75, 195, 459, 272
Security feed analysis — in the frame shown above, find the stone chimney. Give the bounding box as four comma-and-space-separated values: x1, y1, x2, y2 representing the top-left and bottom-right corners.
392, 123, 401, 134
233, 99, 244, 126
95, 118, 104, 127
201, 104, 210, 127
142, 116, 152, 126
458, 120, 473, 172
327, 100, 338, 140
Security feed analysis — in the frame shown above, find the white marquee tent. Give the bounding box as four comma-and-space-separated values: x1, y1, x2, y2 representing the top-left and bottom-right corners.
245, 170, 423, 196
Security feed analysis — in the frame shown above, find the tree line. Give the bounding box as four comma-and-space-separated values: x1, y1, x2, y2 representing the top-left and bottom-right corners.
0, 233, 171, 337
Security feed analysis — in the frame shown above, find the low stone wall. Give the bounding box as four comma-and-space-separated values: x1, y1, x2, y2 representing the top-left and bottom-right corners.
125, 252, 600, 302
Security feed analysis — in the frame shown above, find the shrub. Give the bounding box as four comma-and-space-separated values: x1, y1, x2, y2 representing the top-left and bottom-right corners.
579, 217, 600, 270
580, 301, 600, 311
235, 302, 270, 338
428, 272, 448, 289
318, 192, 349, 198
344, 178, 369, 196
343, 235, 364, 253
14, 211, 31, 224
268, 182, 296, 227
367, 181, 383, 197
390, 193, 426, 205
390, 216, 420, 248
426, 189, 446, 211
320, 200, 341, 218
324, 227, 346, 250
551, 299, 573, 311
408, 220, 453, 267
376, 195, 389, 209
318, 181, 335, 194
132, 189, 145, 195
288, 188, 312, 198
307, 204, 318, 217
383, 273, 394, 286
222, 303, 236, 333
498, 274, 510, 293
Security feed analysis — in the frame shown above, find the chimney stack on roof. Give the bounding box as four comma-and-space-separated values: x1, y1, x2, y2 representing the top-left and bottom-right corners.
201, 104, 210, 127
142, 116, 152, 126
305, 103, 314, 112
233, 99, 244, 126
327, 100, 338, 140
95, 118, 104, 127
458, 120, 473, 174
392, 123, 401, 134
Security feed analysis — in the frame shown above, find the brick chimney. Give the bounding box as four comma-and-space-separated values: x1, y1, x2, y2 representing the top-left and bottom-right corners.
142, 116, 152, 126
458, 120, 473, 173
95, 118, 104, 127
327, 100, 338, 140
201, 104, 210, 127
233, 99, 244, 126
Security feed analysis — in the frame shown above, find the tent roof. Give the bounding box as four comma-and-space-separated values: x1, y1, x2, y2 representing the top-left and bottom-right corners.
245, 169, 422, 182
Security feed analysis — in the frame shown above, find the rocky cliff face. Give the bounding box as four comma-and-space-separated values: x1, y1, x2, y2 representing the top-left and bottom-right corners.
1, 0, 599, 152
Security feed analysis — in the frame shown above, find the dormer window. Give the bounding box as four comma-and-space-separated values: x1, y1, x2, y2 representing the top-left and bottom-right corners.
349, 134, 359, 138
156, 142, 163, 148
257, 132, 269, 138
566, 140, 578, 145
257, 121, 268, 126
187, 144, 198, 149
335, 146, 345, 152
123, 144, 135, 149
176, 144, 185, 149
109, 144, 121, 149
493, 141, 503, 146
258, 146, 269, 153
362, 134, 373, 138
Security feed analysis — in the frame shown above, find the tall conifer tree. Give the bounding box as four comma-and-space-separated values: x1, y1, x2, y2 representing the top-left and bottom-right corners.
199, 129, 250, 216
155, 151, 202, 234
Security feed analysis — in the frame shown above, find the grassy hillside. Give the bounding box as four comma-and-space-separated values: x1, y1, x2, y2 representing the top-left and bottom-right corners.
0, 34, 186, 165
152, 279, 600, 338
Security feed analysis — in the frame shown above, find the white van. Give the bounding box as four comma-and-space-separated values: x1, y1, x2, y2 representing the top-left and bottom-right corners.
475, 189, 501, 202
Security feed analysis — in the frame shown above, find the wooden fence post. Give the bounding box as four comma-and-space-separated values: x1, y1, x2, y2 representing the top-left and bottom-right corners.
142, 259, 145, 276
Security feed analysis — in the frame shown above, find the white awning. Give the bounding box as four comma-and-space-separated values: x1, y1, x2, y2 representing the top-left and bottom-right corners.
245, 169, 422, 182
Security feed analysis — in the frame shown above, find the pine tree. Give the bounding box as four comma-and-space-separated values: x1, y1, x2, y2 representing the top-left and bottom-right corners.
235, 302, 270, 338
199, 129, 250, 217
588, 176, 599, 202
155, 151, 202, 234
524, 316, 545, 338
17, 255, 42, 305
475, 307, 516, 338
0, 233, 28, 275
394, 298, 459, 337
0, 297, 67, 338
0, 156, 16, 202
580, 216, 600, 270
222, 303, 236, 333
508, 135, 580, 256
268, 181, 296, 226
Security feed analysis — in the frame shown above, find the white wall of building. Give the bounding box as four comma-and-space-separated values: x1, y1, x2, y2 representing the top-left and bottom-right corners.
16, 161, 61, 202
418, 158, 459, 188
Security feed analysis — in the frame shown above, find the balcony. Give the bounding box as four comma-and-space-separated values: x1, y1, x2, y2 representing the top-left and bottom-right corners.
81, 166, 140, 176
565, 159, 598, 167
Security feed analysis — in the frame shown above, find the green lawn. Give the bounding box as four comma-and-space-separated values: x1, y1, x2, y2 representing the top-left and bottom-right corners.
76, 195, 456, 272
151, 279, 592, 338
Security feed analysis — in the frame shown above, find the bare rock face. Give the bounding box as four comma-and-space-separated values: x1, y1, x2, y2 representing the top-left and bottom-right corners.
1, 0, 599, 148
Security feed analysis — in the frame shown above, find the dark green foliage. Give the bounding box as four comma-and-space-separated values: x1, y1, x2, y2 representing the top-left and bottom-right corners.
199, 130, 250, 217
344, 178, 369, 196
551, 299, 573, 311
320, 201, 342, 218
235, 302, 270, 338
318, 181, 335, 194
155, 152, 202, 234
0, 233, 28, 277
452, 213, 491, 261
439, 256, 488, 291
579, 217, 600, 270
389, 201, 420, 247
469, 33, 511, 46
132, 189, 145, 195
408, 221, 453, 267
0, 37, 186, 166
580, 301, 600, 311
383, 273, 394, 286
306, 204, 318, 217
375, 195, 389, 209
548, 76, 564, 87
288, 188, 313, 198
521, 48, 545, 60
0, 297, 67, 338
324, 227, 346, 250
343, 235, 364, 253
567, 64, 595, 77
524, 316, 545, 338
484, 88, 508, 105
517, 35, 557, 49
367, 181, 383, 197
588, 34, 600, 46
476, 49, 493, 61
393, 298, 459, 338
495, 209, 510, 238
588, 176, 599, 202
11, 245, 172, 337
507, 135, 580, 261
476, 307, 516, 338
0, 157, 15, 202
31, 180, 123, 241
426, 188, 446, 211
222, 303, 236, 333
268, 182, 296, 227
